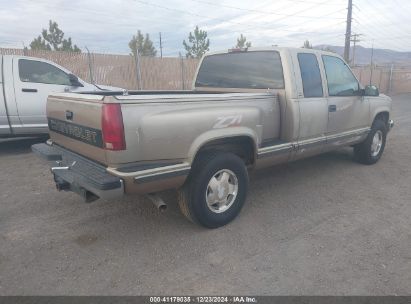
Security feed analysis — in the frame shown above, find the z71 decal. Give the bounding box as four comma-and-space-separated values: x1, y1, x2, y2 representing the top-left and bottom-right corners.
213, 115, 243, 129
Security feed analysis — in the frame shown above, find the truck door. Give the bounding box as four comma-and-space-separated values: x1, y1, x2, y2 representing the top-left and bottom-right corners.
12, 58, 79, 131
293, 52, 328, 160
322, 55, 370, 145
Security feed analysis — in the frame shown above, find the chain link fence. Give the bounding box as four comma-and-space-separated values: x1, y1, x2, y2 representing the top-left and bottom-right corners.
0, 48, 199, 90
1, 48, 410, 94
352, 64, 411, 94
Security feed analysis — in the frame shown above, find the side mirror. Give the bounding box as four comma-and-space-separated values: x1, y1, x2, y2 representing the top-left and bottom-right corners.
364, 85, 379, 96
68, 74, 84, 87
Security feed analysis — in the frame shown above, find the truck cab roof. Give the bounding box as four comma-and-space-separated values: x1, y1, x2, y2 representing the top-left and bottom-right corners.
203, 46, 342, 59
205, 46, 340, 58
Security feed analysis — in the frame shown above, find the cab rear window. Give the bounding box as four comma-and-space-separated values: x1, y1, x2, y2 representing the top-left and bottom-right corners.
195, 51, 284, 89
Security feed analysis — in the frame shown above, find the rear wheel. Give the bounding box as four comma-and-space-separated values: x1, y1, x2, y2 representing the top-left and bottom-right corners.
354, 119, 387, 165
178, 152, 249, 228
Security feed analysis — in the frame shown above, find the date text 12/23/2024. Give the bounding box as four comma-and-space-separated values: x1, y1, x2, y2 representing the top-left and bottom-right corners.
149, 296, 257, 303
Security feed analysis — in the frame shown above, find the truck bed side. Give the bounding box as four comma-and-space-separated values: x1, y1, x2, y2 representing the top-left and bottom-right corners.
46, 91, 281, 194
48, 92, 281, 165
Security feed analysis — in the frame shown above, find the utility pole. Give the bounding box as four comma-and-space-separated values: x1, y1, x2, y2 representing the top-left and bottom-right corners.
22, 42, 28, 55
389, 63, 394, 93
179, 52, 185, 90
350, 33, 361, 66
134, 42, 142, 90
344, 0, 353, 63
159, 32, 163, 58
370, 41, 374, 85
85, 46, 94, 84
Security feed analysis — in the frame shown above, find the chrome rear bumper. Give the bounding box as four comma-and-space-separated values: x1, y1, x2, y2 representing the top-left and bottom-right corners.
32, 143, 124, 202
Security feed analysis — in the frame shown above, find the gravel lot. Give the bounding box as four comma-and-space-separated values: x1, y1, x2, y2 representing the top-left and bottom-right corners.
0, 94, 410, 296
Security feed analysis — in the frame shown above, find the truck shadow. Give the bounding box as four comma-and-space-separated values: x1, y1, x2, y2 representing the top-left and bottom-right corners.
89, 147, 357, 237
249, 148, 354, 183
141, 148, 356, 225
0, 137, 47, 156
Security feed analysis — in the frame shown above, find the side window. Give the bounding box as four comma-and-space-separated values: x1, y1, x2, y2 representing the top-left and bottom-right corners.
322, 55, 359, 96
297, 53, 323, 98
18, 59, 71, 86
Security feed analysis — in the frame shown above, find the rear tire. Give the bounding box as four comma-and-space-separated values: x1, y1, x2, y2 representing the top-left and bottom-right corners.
178, 152, 249, 228
354, 119, 387, 165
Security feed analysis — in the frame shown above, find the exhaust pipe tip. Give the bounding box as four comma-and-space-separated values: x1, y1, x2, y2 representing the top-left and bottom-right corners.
158, 204, 167, 212
55, 179, 70, 191
146, 193, 167, 212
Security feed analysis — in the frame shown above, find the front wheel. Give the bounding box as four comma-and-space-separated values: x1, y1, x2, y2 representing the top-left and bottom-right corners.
354, 119, 387, 165
178, 152, 249, 228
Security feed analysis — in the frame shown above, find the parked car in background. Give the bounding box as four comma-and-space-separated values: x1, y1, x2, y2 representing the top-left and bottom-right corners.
33, 47, 393, 228
0, 55, 121, 137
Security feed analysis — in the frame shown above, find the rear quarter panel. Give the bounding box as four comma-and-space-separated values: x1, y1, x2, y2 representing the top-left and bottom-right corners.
107, 93, 281, 166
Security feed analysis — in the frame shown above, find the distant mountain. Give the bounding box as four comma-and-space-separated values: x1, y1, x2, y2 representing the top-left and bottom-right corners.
314, 45, 411, 65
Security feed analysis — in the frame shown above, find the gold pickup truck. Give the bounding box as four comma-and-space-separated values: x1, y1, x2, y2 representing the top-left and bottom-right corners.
32, 47, 394, 228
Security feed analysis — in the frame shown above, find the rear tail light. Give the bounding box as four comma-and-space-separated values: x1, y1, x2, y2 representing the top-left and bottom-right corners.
101, 103, 126, 151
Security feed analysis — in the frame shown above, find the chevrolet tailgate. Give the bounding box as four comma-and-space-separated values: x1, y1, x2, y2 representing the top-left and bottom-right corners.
46, 93, 108, 164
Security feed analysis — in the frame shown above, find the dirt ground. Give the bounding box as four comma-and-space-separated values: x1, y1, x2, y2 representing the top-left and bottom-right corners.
0, 94, 410, 295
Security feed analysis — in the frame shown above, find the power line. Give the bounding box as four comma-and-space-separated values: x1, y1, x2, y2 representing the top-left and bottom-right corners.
160, 19, 346, 45
351, 2, 411, 51
386, 0, 411, 24
7, 0, 383, 54
4, 0, 349, 53
189, 0, 345, 19
356, 0, 410, 36
132, 0, 342, 32
351, 17, 411, 51
132, 0, 346, 42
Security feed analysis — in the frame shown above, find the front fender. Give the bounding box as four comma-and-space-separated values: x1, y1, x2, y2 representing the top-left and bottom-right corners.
369, 94, 392, 125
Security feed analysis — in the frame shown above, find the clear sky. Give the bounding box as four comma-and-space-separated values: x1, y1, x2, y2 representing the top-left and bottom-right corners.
1, 0, 410, 56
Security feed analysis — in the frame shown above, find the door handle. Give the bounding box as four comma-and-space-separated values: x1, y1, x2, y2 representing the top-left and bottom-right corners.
22, 88, 38, 93
328, 105, 337, 112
